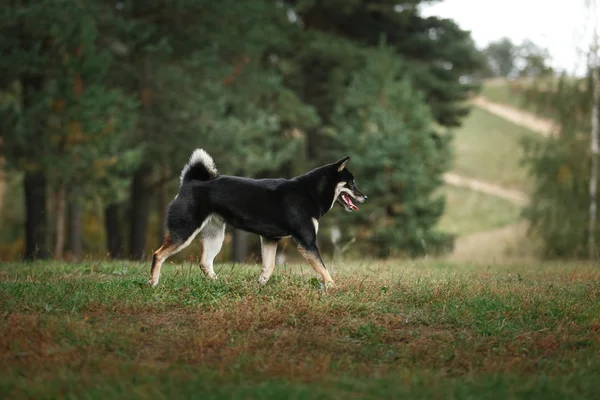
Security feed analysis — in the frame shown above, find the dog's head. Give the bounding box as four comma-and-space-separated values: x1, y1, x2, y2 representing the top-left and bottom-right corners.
332, 157, 367, 212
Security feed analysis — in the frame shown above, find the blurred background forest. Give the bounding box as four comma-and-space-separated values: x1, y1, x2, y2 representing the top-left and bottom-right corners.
0, 0, 598, 264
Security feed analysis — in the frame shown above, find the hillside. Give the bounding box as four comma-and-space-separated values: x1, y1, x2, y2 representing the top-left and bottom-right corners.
440, 78, 552, 261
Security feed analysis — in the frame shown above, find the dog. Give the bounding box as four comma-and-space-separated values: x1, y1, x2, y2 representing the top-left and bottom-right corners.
149, 149, 366, 287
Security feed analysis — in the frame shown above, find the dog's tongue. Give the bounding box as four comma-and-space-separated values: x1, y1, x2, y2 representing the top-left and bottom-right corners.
343, 194, 359, 210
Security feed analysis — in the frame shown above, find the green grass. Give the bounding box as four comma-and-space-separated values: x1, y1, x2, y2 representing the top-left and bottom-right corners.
1, 260, 599, 399
452, 107, 541, 191
437, 185, 523, 236
480, 82, 529, 110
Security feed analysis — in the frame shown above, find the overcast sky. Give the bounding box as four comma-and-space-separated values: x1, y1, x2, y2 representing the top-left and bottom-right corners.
420, 0, 599, 75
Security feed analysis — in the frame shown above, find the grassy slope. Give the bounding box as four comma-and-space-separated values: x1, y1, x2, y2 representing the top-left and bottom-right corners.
436, 103, 537, 238
452, 107, 540, 191
479, 77, 583, 118
1, 261, 599, 399
480, 82, 528, 110
437, 185, 522, 236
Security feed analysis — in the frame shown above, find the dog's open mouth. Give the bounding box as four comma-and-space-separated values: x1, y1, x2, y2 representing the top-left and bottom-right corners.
340, 193, 359, 211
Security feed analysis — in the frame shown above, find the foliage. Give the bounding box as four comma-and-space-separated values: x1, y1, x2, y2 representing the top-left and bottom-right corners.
0, 1, 142, 201
483, 37, 553, 79
483, 37, 517, 78
0, 0, 485, 259
108, 0, 314, 177
521, 73, 595, 258
517, 39, 554, 78
281, 0, 484, 129
332, 46, 454, 257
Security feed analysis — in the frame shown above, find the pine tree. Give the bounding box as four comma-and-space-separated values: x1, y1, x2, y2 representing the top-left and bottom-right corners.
281, 0, 484, 128
331, 46, 454, 257
0, 1, 141, 259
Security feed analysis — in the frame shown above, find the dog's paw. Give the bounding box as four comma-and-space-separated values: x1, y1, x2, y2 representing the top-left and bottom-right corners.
319, 280, 336, 292
148, 279, 158, 288
258, 275, 269, 285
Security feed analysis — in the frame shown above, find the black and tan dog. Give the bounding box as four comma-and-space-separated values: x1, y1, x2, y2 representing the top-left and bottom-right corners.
149, 149, 366, 287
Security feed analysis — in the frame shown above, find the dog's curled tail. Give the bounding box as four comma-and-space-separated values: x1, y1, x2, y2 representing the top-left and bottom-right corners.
180, 149, 219, 185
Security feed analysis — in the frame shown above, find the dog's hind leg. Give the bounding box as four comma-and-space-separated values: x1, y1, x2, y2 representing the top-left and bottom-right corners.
200, 216, 226, 280
149, 228, 201, 287
258, 237, 278, 285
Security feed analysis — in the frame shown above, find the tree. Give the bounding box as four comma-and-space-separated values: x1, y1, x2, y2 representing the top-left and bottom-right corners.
483, 37, 518, 78
520, 2, 600, 259
521, 72, 597, 258
0, 1, 141, 259
516, 40, 553, 78
277, 1, 483, 140
331, 45, 454, 257
483, 38, 553, 79
0, 1, 52, 259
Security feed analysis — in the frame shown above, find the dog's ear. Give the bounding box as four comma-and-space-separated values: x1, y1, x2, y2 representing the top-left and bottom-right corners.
336, 156, 350, 172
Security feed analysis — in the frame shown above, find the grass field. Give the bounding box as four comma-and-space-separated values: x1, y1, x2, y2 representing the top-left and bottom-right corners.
1, 260, 599, 399
480, 83, 529, 111
452, 107, 541, 191
437, 185, 523, 236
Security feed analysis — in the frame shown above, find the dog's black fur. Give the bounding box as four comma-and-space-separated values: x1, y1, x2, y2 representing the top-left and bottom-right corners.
149, 149, 366, 287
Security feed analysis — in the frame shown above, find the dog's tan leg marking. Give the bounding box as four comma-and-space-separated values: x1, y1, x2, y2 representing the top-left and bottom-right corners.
297, 244, 335, 287
150, 233, 181, 287
149, 228, 202, 287
200, 216, 225, 280
258, 237, 278, 285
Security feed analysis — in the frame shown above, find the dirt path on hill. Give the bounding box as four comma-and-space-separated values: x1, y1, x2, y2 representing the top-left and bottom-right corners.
443, 172, 529, 205
444, 95, 551, 204
472, 96, 557, 137
443, 95, 553, 261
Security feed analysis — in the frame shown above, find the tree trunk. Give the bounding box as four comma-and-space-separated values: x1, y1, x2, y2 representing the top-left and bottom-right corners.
21, 64, 47, 260
157, 165, 168, 247
129, 166, 151, 260
54, 184, 66, 259
129, 53, 154, 261
590, 27, 600, 260
24, 170, 49, 260
590, 67, 599, 259
0, 152, 6, 226
104, 203, 122, 259
68, 187, 83, 261
231, 229, 248, 263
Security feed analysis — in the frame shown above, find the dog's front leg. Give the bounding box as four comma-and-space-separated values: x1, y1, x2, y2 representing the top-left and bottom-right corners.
296, 242, 335, 288
258, 237, 278, 285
